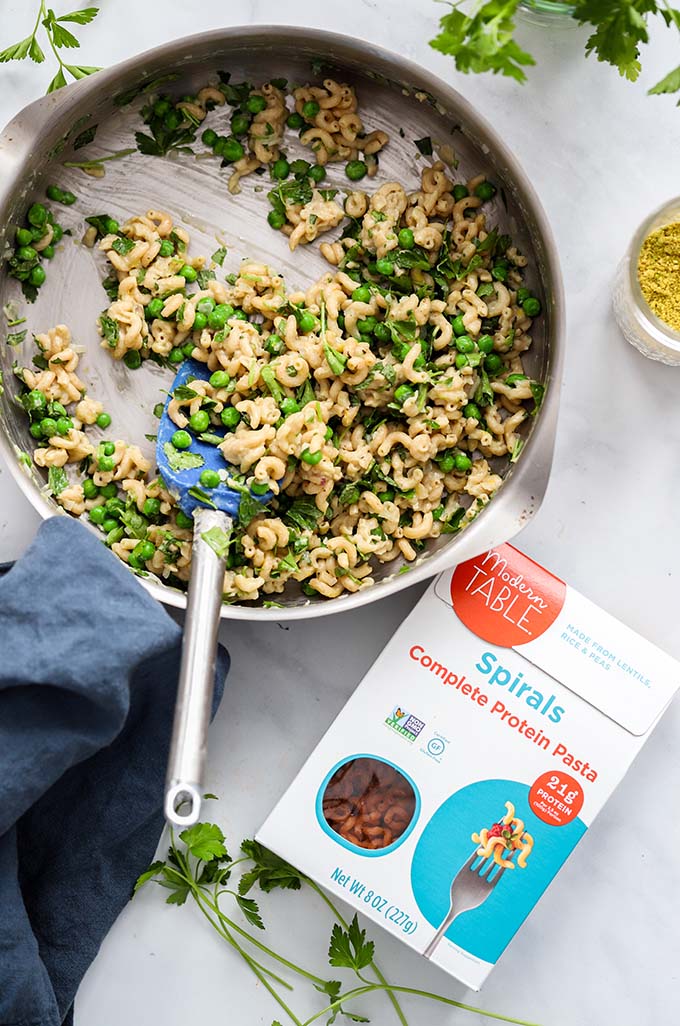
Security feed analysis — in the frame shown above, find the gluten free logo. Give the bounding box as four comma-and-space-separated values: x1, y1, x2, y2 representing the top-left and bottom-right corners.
385, 704, 426, 742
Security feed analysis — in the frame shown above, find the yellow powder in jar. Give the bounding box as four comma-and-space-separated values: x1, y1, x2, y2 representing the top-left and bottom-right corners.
637, 223, 680, 332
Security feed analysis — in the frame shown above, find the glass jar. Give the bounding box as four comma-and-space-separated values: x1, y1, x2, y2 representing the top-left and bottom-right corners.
613, 197, 680, 365
518, 0, 576, 22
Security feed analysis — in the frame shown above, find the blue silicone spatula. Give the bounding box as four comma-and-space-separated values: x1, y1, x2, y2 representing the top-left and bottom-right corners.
157, 359, 273, 829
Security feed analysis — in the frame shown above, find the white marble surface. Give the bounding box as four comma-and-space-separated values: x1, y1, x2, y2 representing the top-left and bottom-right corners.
1, 2, 680, 1024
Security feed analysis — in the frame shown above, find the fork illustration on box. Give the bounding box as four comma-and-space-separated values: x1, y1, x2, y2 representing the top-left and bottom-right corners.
424, 803, 533, 958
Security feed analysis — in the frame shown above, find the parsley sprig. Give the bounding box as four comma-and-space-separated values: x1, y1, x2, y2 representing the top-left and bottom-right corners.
431, 0, 680, 100
136, 812, 542, 1026
0, 4, 100, 94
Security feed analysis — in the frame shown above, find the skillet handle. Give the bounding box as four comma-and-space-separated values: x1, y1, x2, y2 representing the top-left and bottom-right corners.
164, 507, 230, 829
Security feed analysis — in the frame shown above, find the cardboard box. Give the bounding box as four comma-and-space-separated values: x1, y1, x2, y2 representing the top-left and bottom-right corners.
258, 544, 679, 989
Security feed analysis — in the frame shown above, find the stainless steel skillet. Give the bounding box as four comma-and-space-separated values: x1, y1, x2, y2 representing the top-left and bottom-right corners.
0, 25, 565, 623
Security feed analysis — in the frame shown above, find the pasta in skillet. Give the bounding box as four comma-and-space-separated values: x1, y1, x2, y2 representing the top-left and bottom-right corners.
18, 149, 544, 605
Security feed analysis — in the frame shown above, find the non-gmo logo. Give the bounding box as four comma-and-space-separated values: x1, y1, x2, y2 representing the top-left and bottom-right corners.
385, 705, 426, 742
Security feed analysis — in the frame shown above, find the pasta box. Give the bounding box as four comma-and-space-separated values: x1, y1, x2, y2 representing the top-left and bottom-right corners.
257, 544, 679, 989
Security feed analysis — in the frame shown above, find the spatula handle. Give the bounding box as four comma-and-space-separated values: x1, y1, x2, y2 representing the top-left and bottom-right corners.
164, 507, 231, 828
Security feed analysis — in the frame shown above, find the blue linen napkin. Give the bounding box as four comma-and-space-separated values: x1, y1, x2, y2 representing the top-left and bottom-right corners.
0, 517, 229, 1026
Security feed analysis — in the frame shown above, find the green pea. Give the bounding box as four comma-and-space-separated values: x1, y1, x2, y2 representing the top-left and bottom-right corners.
463, 402, 481, 420
337, 313, 345, 330
271, 158, 290, 180
212, 136, 227, 156
196, 297, 216, 315
99, 442, 114, 457
352, 284, 371, 303
89, 506, 106, 525
83, 478, 99, 499
302, 100, 320, 119
176, 510, 194, 529
25, 389, 46, 413
134, 540, 156, 562
453, 184, 469, 201
189, 410, 210, 433
374, 322, 391, 343
297, 311, 316, 334
300, 448, 322, 465
455, 354, 469, 369
287, 111, 304, 129
222, 137, 245, 162
164, 109, 182, 131
394, 384, 415, 405
491, 264, 507, 282
55, 416, 73, 435
200, 468, 221, 488
309, 164, 325, 183
201, 128, 218, 148
267, 209, 286, 230
106, 526, 125, 547
265, 334, 284, 356
172, 430, 192, 450
209, 370, 230, 388
15, 227, 33, 247
42, 244, 55, 260
49, 401, 67, 417
438, 453, 455, 473
40, 417, 57, 438
104, 217, 119, 235
51, 224, 63, 243
376, 258, 394, 276
95, 412, 111, 430
454, 452, 472, 472
182, 341, 195, 358
168, 347, 184, 366
247, 94, 267, 114
452, 315, 467, 336
280, 398, 299, 417
179, 264, 197, 282
193, 311, 207, 332
250, 480, 269, 495
124, 350, 142, 370
104, 497, 124, 516
455, 335, 475, 354
485, 353, 503, 375
143, 497, 162, 517
290, 159, 311, 176
153, 99, 171, 116
29, 422, 43, 439
516, 287, 530, 304
17, 245, 37, 261
324, 426, 333, 440
61, 191, 77, 206
100, 482, 118, 498
29, 265, 46, 287
208, 304, 233, 330
522, 297, 542, 317
477, 334, 494, 354
357, 316, 377, 335
230, 113, 250, 136
158, 240, 174, 258
345, 160, 367, 181
101, 517, 118, 534
220, 406, 241, 428
27, 203, 47, 227
231, 308, 248, 321
474, 181, 496, 201
146, 298, 164, 319
127, 552, 141, 569
398, 228, 415, 249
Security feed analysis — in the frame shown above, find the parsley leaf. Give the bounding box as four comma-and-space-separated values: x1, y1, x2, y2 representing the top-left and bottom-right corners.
111, 235, 135, 256
239, 839, 304, 893
238, 492, 266, 527
99, 313, 119, 348
576, 0, 654, 81
211, 246, 228, 265
328, 915, 375, 972
179, 822, 228, 862
414, 135, 433, 155
133, 859, 166, 894
324, 341, 347, 376
430, 1, 536, 83
201, 525, 232, 559
283, 498, 322, 532
47, 465, 69, 495
162, 442, 205, 473
6, 329, 27, 347
236, 895, 265, 930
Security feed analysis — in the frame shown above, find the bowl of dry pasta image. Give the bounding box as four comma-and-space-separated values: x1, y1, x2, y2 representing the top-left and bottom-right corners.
0, 26, 564, 619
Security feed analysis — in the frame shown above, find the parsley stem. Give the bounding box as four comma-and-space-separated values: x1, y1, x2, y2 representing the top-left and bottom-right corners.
204, 888, 329, 987
63, 148, 137, 168
306, 880, 409, 1026
302, 984, 542, 1026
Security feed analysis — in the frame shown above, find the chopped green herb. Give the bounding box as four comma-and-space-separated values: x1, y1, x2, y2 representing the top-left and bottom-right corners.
211, 246, 228, 266
415, 136, 433, 156
6, 329, 27, 347
323, 341, 347, 376
47, 465, 69, 495
201, 526, 232, 559
99, 313, 119, 348
162, 442, 205, 472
